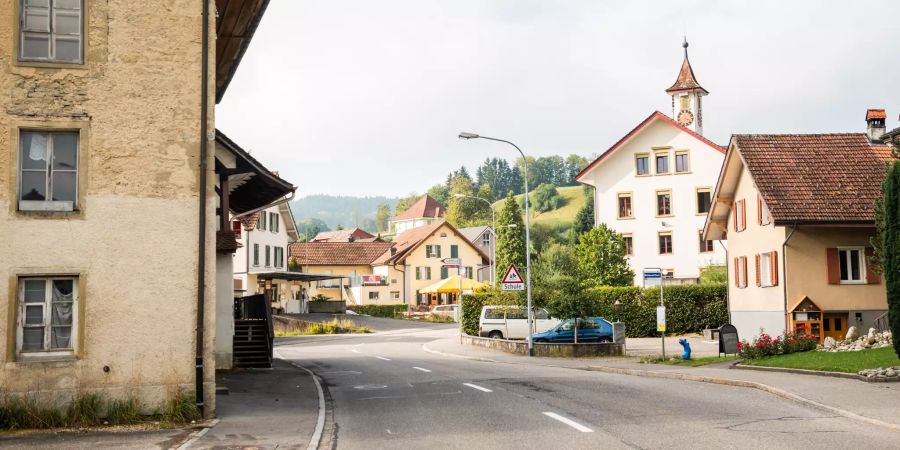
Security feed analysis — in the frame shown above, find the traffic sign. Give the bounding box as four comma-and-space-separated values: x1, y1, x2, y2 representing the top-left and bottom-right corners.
441, 257, 461, 266
501, 264, 525, 291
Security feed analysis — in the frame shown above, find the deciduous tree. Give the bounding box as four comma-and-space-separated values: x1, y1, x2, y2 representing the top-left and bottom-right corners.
575, 224, 634, 287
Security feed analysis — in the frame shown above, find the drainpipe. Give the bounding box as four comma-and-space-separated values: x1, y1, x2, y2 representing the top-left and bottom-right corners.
782, 223, 798, 333
717, 240, 730, 323
195, 0, 210, 418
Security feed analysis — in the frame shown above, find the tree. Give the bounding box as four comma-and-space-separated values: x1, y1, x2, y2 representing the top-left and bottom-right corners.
544, 287, 597, 344
495, 193, 526, 283
375, 202, 391, 233
394, 193, 419, 216
575, 224, 634, 287
877, 159, 900, 358
564, 154, 589, 185
531, 183, 563, 213
296, 217, 329, 241
574, 186, 595, 236
427, 184, 449, 207
477, 157, 523, 199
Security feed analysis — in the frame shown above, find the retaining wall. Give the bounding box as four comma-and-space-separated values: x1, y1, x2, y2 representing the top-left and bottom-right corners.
463, 335, 625, 357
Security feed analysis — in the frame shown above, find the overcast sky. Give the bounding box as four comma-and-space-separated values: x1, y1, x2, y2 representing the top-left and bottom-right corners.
217, 0, 900, 198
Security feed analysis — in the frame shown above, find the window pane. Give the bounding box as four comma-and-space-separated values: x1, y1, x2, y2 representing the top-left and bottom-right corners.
51, 301, 73, 325
24, 7, 50, 32
54, 12, 80, 35
22, 33, 50, 58
23, 328, 44, 351
25, 305, 44, 325
54, 0, 81, 9
839, 250, 849, 280
23, 279, 46, 302
52, 133, 78, 169
21, 132, 49, 170
850, 250, 861, 280
51, 171, 76, 202
51, 327, 72, 349
54, 37, 81, 62
21, 171, 47, 201
53, 279, 73, 296
697, 191, 711, 213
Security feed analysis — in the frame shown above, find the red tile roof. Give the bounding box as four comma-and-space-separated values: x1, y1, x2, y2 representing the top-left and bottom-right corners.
288, 241, 393, 266
866, 109, 886, 120
238, 212, 260, 230
734, 133, 894, 224
576, 111, 724, 182
393, 195, 445, 221
311, 228, 375, 242
372, 221, 490, 266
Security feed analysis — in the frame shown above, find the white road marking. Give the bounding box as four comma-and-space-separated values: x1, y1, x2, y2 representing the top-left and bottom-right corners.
273, 350, 327, 450
350, 349, 361, 354
463, 383, 492, 393
413, 367, 432, 372
376, 356, 391, 361
542, 412, 594, 433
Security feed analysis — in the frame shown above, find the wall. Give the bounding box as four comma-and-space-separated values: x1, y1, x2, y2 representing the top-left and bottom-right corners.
0, 0, 217, 413
393, 217, 439, 234
585, 118, 726, 285
403, 224, 486, 304
462, 335, 624, 357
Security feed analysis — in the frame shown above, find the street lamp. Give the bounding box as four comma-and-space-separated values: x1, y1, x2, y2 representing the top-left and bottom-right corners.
453, 193, 497, 286
458, 131, 535, 356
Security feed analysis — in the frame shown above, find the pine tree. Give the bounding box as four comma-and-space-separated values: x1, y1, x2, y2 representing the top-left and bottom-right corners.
575, 223, 634, 287
879, 160, 900, 358
495, 193, 526, 282
574, 186, 595, 236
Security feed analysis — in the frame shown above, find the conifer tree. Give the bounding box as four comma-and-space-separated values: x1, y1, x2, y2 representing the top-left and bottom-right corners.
495, 193, 526, 282
879, 160, 900, 358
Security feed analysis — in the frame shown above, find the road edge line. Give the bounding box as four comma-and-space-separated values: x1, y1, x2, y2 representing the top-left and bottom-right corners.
173, 418, 220, 450
584, 365, 900, 432
420, 342, 500, 363
274, 350, 327, 450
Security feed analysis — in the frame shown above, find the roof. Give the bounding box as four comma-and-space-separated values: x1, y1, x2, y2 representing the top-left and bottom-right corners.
311, 228, 376, 242
576, 111, 724, 183
372, 221, 490, 266
238, 212, 260, 230
288, 242, 393, 266
665, 45, 708, 94
393, 195, 445, 221
214, 129, 296, 214
216, 0, 270, 103
866, 109, 886, 121
458, 226, 490, 243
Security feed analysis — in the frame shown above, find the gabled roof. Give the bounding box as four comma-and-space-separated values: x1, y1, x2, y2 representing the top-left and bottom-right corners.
393, 195, 445, 221
288, 241, 393, 266
372, 221, 489, 266
216, 0, 270, 103
215, 129, 295, 214
575, 111, 724, 183
458, 226, 491, 243
311, 228, 375, 242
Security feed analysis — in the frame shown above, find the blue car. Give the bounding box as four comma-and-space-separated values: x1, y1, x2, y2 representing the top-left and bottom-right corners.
532, 317, 614, 343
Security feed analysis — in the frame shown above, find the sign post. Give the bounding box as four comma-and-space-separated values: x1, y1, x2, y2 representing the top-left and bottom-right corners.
442, 258, 464, 342
645, 268, 666, 358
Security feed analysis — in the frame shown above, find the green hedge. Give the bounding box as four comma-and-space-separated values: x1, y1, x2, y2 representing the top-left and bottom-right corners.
347, 304, 409, 318
460, 284, 727, 337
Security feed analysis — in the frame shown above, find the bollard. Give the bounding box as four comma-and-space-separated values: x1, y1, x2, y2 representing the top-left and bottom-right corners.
678, 338, 692, 360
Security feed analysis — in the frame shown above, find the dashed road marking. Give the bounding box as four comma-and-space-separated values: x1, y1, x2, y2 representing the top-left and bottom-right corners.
376, 356, 392, 361
350, 348, 361, 354
413, 367, 432, 373
543, 412, 594, 433
463, 382, 492, 393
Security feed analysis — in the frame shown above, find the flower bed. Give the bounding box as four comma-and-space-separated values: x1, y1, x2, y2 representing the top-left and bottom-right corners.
737, 331, 818, 360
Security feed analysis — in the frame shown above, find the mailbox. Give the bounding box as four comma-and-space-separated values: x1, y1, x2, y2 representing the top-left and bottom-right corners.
718, 324, 739, 356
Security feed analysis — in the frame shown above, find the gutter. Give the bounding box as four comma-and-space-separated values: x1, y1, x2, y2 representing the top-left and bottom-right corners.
195, 0, 210, 417
781, 223, 798, 332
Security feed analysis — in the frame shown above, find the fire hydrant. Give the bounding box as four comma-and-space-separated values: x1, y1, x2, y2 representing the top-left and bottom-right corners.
678, 338, 691, 360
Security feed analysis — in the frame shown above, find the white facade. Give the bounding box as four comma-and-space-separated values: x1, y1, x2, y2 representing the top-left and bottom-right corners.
233, 203, 299, 310
392, 217, 440, 234
578, 113, 726, 285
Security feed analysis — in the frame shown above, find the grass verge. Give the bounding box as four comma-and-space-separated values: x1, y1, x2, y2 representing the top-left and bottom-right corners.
640, 355, 738, 367
276, 318, 371, 336
742, 347, 900, 373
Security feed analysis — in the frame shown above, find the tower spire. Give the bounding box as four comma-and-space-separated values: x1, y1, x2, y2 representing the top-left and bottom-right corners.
667, 38, 708, 135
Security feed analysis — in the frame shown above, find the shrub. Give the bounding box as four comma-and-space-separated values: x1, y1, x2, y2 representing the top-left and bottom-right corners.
460, 287, 520, 336
347, 304, 408, 318
531, 183, 564, 213
737, 331, 818, 360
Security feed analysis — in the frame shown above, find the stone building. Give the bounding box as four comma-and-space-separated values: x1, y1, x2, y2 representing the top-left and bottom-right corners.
1, 0, 269, 416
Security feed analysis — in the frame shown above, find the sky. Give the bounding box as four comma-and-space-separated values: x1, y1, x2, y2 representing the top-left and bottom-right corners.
217, 0, 900, 198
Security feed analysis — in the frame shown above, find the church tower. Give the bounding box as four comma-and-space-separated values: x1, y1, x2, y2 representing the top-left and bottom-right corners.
665, 38, 708, 135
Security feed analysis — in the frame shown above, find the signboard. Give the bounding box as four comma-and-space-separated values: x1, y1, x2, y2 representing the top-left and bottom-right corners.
441, 258, 461, 266
501, 264, 525, 291
361, 275, 384, 286
643, 269, 662, 287
718, 324, 740, 355
656, 306, 666, 332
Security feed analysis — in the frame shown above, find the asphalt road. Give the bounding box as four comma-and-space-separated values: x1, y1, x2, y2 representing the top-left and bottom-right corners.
276, 326, 900, 450
284, 313, 459, 332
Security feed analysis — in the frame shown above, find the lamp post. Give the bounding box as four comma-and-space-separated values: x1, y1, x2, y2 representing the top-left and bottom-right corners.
453, 193, 497, 286
614, 299, 622, 323
458, 132, 535, 356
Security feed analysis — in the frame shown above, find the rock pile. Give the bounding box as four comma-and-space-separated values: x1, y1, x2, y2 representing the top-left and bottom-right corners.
859, 367, 900, 382
818, 327, 893, 352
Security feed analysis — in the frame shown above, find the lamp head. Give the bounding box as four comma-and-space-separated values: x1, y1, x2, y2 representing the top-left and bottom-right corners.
458, 132, 479, 140
453, 193, 465, 198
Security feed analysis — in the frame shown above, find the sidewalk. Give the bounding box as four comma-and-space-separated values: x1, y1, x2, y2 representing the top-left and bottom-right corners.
182, 359, 321, 449
423, 336, 900, 430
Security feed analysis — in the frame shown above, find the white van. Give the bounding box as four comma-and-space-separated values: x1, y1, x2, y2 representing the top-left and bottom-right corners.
478, 305, 560, 340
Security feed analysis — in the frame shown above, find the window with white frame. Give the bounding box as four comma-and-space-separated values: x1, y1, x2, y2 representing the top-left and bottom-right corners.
18, 277, 77, 355
19, 0, 84, 64
368, 291, 379, 300
839, 248, 865, 283
274, 247, 283, 268
270, 213, 279, 233
19, 130, 79, 211
391, 291, 400, 300
482, 232, 491, 248
759, 252, 772, 287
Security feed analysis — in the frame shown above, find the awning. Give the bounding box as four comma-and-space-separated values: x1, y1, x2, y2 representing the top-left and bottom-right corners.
419, 275, 487, 294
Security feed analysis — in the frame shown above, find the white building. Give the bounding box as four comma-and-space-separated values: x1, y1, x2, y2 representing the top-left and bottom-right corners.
233, 202, 300, 311
390, 195, 445, 234
576, 41, 726, 285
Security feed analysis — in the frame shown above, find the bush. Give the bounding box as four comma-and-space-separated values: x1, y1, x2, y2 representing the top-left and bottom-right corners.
347, 304, 408, 318
530, 183, 565, 213
737, 331, 818, 360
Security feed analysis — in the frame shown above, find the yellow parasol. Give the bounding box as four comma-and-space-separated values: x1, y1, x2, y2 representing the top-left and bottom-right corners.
418, 274, 488, 294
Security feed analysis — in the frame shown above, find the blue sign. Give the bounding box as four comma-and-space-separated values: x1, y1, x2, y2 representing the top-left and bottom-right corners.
643, 271, 662, 279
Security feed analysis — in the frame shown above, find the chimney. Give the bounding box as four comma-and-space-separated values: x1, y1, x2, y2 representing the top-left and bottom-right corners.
866, 109, 886, 143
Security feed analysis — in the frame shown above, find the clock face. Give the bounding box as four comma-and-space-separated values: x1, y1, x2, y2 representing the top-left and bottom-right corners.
677, 110, 694, 126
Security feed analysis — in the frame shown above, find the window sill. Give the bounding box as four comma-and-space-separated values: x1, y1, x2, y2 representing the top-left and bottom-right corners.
18, 200, 75, 212
655, 215, 674, 218
654, 173, 673, 176
617, 216, 635, 220
14, 60, 87, 70
675, 171, 692, 175
839, 281, 866, 285
15, 353, 77, 365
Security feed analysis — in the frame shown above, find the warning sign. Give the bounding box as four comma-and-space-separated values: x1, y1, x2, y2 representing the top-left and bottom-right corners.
501, 264, 525, 291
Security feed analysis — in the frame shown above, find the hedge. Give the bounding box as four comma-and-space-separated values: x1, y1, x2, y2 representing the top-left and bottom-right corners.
346, 304, 409, 318
461, 284, 727, 337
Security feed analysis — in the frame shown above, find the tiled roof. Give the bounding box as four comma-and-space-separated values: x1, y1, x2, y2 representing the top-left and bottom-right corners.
373, 222, 444, 265
734, 133, 894, 223
311, 228, 375, 242
393, 195, 445, 221
288, 241, 393, 266
458, 226, 490, 243
238, 212, 260, 230
665, 53, 707, 94
866, 109, 886, 120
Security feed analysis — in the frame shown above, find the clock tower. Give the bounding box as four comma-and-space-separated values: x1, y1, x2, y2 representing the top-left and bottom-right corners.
665, 38, 708, 135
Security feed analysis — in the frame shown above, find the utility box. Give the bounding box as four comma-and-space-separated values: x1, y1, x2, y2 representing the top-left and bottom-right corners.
612, 322, 626, 345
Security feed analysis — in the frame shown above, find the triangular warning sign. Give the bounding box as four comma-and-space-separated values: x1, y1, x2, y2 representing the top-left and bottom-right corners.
501, 264, 524, 284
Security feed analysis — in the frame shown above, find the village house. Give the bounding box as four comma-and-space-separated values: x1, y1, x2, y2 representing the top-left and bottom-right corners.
311, 227, 377, 242
702, 110, 894, 342
1, 0, 269, 416
390, 195, 444, 234
288, 241, 396, 305
458, 225, 495, 284
576, 40, 726, 285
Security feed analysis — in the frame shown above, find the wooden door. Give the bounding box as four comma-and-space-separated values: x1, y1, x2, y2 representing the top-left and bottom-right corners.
823, 313, 847, 342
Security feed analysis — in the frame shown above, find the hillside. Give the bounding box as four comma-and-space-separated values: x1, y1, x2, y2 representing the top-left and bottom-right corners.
492, 185, 586, 230
290, 194, 399, 231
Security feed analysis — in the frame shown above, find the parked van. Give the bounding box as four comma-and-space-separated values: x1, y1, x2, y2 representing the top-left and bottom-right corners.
478, 305, 560, 340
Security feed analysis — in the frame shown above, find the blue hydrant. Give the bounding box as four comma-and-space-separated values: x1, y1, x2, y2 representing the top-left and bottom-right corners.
678, 338, 692, 360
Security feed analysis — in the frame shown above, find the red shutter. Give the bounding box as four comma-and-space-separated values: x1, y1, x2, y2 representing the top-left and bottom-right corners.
826, 248, 840, 284
755, 254, 761, 287
770, 251, 779, 286
232, 220, 242, 237
732, 202, 737, 231
757, 194, 763, 225
740, 200, 747, 231
865, 247, 881, 284
733, 257, 739, 287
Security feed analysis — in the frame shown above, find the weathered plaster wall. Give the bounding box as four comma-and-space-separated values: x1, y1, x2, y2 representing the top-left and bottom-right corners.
0, 0, 218, 414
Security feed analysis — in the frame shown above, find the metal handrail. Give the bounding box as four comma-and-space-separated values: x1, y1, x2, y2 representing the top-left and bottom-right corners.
873, 311, 889, 332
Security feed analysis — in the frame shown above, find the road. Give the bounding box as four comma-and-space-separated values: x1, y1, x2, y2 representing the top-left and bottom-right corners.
276, 324, 900, 450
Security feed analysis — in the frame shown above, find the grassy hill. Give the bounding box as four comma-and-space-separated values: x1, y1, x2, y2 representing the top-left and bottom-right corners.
492, 185, 586, 230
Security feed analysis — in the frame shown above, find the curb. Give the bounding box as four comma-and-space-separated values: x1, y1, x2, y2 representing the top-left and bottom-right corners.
421, 342, 502, 363
732, 362, 900, 383
173, 419, 220, 450
273, 351, 328, 450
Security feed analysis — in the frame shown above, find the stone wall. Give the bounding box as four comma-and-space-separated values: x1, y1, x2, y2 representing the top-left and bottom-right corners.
307, 301, 347, 314
462, 335, 625, 357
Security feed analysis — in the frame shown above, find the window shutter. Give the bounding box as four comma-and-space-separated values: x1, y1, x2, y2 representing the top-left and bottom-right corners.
733, 257, 739, 287
865, 247, 881, 284
741, 257, 748, 288
416, 267, 421, 280
451, 245, 458, 258
770, 251, 779, 286
732, 202, 737, 231
757, 194, 762, 225
739, 200, 747, 231
755, 254, 761, 287
441, 267, 448, 279
427, 267, 432, 279
826, 248, 840, 284
436, 246, 442, 258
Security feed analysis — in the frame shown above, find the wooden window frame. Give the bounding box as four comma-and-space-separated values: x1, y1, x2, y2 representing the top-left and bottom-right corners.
622, 233, 633, 256
733, 199, 747, 232
635, 153, 650, 176
17, 129, 80, 212
758, 193, 771, 226
16, 0, 87, 67
654, 151, 670, 175
16, 276, 79, 359
658, 231, 673, 255
698, 230, 714, 253
674, 150, 690, 174
695, 187, 711, 215
617, 192, 634, 219
734, 256, 748, 288
655, 189, 673, 217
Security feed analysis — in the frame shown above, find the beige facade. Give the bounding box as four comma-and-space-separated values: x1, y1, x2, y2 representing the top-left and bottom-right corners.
0, 0, 243, 415
398, 223, 487, 305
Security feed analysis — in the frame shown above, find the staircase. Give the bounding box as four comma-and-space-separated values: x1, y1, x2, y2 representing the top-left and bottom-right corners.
233, 319, 272, 368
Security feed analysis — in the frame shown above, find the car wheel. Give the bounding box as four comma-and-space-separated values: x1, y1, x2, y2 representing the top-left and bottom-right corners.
488, 331, 503, 340
534, 338, 548, 343
598, 336, 613, 343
